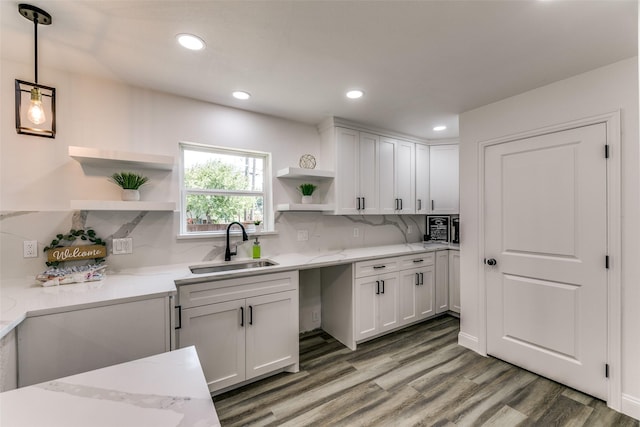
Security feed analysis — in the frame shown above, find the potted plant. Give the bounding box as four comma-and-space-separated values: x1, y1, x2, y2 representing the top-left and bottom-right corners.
110, 172, 149, 201
254, 219, 262, 232
299, 183, 317, 204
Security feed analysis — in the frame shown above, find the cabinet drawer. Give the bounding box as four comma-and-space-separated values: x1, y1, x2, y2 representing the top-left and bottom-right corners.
398, 252, 435, 270
354, 257, 399, 278
178, 271, 298, 309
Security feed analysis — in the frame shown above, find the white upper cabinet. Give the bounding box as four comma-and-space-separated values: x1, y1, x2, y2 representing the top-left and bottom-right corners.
320, 118, 458, 215
395, 139, 415, 214
415, 143, 430, 214
378, 137, 396, 215
334, 128, 378, 215
429, 144, 459, 214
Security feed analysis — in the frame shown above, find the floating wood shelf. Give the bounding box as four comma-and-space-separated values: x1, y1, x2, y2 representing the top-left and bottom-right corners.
69, 146, 174, 170
276, 203, 335, 212
276, 167, 334, 180
70, 200, 176, 211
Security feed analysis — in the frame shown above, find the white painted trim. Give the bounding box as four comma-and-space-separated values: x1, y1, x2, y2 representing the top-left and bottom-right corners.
621, 394, 640, 421
476, 111, 622, 410
457, 331, 479, 353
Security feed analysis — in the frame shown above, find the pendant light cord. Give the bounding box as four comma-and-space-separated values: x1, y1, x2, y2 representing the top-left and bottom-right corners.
33, 15, 38, 84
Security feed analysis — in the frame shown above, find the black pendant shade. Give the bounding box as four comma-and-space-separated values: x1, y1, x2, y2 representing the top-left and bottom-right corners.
15, 3, 56, 138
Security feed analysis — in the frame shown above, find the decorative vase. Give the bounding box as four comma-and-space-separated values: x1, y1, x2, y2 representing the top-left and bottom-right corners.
301, 195, 313, 204
122, 189, 140, 201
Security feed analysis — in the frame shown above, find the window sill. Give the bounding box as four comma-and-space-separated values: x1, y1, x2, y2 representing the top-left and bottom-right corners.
176, 230, 279, 240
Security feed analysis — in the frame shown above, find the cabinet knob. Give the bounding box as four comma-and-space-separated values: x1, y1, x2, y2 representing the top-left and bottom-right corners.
486, 258, 497, 266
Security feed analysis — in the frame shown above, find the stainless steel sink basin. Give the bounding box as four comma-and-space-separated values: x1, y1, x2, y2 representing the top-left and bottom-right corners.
189, 259, 278, 274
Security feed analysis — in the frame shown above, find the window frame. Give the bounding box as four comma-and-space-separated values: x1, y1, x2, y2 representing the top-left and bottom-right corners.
178, 141, 272, 237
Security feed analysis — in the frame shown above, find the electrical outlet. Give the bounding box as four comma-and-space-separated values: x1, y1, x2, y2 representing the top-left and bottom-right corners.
353, 228, 359, 238
297, 230, 308, 241
312, 310, 320, 322
23, 240, 38, 258
407, 225, 413, 234
112, 237, 133, 255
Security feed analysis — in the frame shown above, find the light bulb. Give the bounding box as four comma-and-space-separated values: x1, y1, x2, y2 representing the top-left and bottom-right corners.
27, 87, 46, 125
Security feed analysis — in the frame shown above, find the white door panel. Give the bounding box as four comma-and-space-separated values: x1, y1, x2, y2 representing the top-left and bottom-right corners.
485, 123, 607, 400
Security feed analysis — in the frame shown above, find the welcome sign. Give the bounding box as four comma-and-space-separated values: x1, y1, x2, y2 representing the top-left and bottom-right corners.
47, 245, 107, 263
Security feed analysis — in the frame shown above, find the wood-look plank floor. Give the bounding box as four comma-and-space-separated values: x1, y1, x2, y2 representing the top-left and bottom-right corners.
213, 315, 638, 427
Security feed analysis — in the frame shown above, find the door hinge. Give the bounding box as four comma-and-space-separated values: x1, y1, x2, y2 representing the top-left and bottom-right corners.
605, 255, 610, 269
605, 144, 610, 158
605, 363, 610, 378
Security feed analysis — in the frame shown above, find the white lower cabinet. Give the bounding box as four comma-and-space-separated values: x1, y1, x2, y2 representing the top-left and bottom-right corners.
322, 250, 455, 350
17, 297, 170, 387
448, 250, 461, 314
435, 250, 450, 314
355, 272, 399, 341
176, 271, 299, 394
398, 254, 436, 325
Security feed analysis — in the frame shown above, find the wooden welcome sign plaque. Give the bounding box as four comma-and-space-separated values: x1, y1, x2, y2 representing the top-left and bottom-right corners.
46, 244, 107, 263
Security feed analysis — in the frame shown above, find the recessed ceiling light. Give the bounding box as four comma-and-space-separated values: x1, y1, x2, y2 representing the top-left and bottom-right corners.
346, 90, 364, 99
232, 91, 251, 100
176, 33, 205, 51
433, 125, 447, 131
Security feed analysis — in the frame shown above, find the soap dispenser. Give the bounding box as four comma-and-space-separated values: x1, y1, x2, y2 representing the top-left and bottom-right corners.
252, 236, 261, 259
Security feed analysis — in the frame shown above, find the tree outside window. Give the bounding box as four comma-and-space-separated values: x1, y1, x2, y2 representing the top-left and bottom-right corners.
180, 144, 269, 235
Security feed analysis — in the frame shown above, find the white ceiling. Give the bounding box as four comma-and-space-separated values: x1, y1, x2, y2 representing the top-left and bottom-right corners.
1, 0, 637, 140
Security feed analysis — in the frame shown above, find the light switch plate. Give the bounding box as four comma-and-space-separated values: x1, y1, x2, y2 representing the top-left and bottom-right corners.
297, 230, 309, 241
112, 237, 133, 254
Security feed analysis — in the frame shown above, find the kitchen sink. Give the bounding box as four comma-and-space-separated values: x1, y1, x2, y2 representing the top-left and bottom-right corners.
189, 259, 278, 274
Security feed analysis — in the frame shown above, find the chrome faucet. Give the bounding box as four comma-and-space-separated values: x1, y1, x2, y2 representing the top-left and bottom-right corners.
225, 221, 249, 261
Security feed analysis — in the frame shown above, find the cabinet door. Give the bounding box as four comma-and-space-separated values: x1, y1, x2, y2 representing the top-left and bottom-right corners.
399, 266, 435, 326
17, 298, 168, 387
354, 276, 379, 341
399, 268, 421, 325
430, 145, 459, 214
377, 273, 399, 333
335, 127, 360, 214
179, 299, 245, 392
449, 250, 461, 314
395, 140, 415, 214
435, 250, 450, 314
415, 143, 430, 214
359, 132, 379, 214
416, 265, 436, 319
378, 137, 396, 215
245, 290, 299, 380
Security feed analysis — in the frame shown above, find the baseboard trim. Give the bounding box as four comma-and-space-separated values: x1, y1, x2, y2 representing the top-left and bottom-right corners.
621, 393, 640, 420
458, 331, 479, 353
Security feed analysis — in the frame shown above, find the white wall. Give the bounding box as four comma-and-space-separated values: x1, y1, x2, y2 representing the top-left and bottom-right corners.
459, 57, 639, 416
0, 59, 426, 333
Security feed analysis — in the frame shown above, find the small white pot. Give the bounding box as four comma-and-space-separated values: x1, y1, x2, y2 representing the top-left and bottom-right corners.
122, 189, 140, 201
301, 195, 313, 204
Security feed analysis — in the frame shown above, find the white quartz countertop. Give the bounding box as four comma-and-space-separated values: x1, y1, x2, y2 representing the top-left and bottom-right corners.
0, 346, 220, 427
0, 242, 457, 338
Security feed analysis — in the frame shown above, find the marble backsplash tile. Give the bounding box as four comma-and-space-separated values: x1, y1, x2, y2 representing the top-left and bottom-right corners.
0, 210, 426, 280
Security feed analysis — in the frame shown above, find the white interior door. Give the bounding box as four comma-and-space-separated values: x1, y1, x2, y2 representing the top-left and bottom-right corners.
485, 123, 608, 400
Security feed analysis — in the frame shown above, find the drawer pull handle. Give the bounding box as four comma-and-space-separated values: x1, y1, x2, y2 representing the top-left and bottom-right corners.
175, 305, 182, 330
413, 259, 424, 263
373, 265, 386, 270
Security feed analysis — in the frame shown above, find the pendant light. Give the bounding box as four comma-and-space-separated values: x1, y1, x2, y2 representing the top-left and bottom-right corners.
15, 3, 56, 138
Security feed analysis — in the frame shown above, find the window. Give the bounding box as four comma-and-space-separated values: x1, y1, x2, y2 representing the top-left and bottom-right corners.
179, 142, 271, 236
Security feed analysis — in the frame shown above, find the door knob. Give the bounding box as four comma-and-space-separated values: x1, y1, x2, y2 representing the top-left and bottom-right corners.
486, 258, 497, 266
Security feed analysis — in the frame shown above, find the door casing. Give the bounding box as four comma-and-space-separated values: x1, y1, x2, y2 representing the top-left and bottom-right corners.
476, 111, 622, 410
